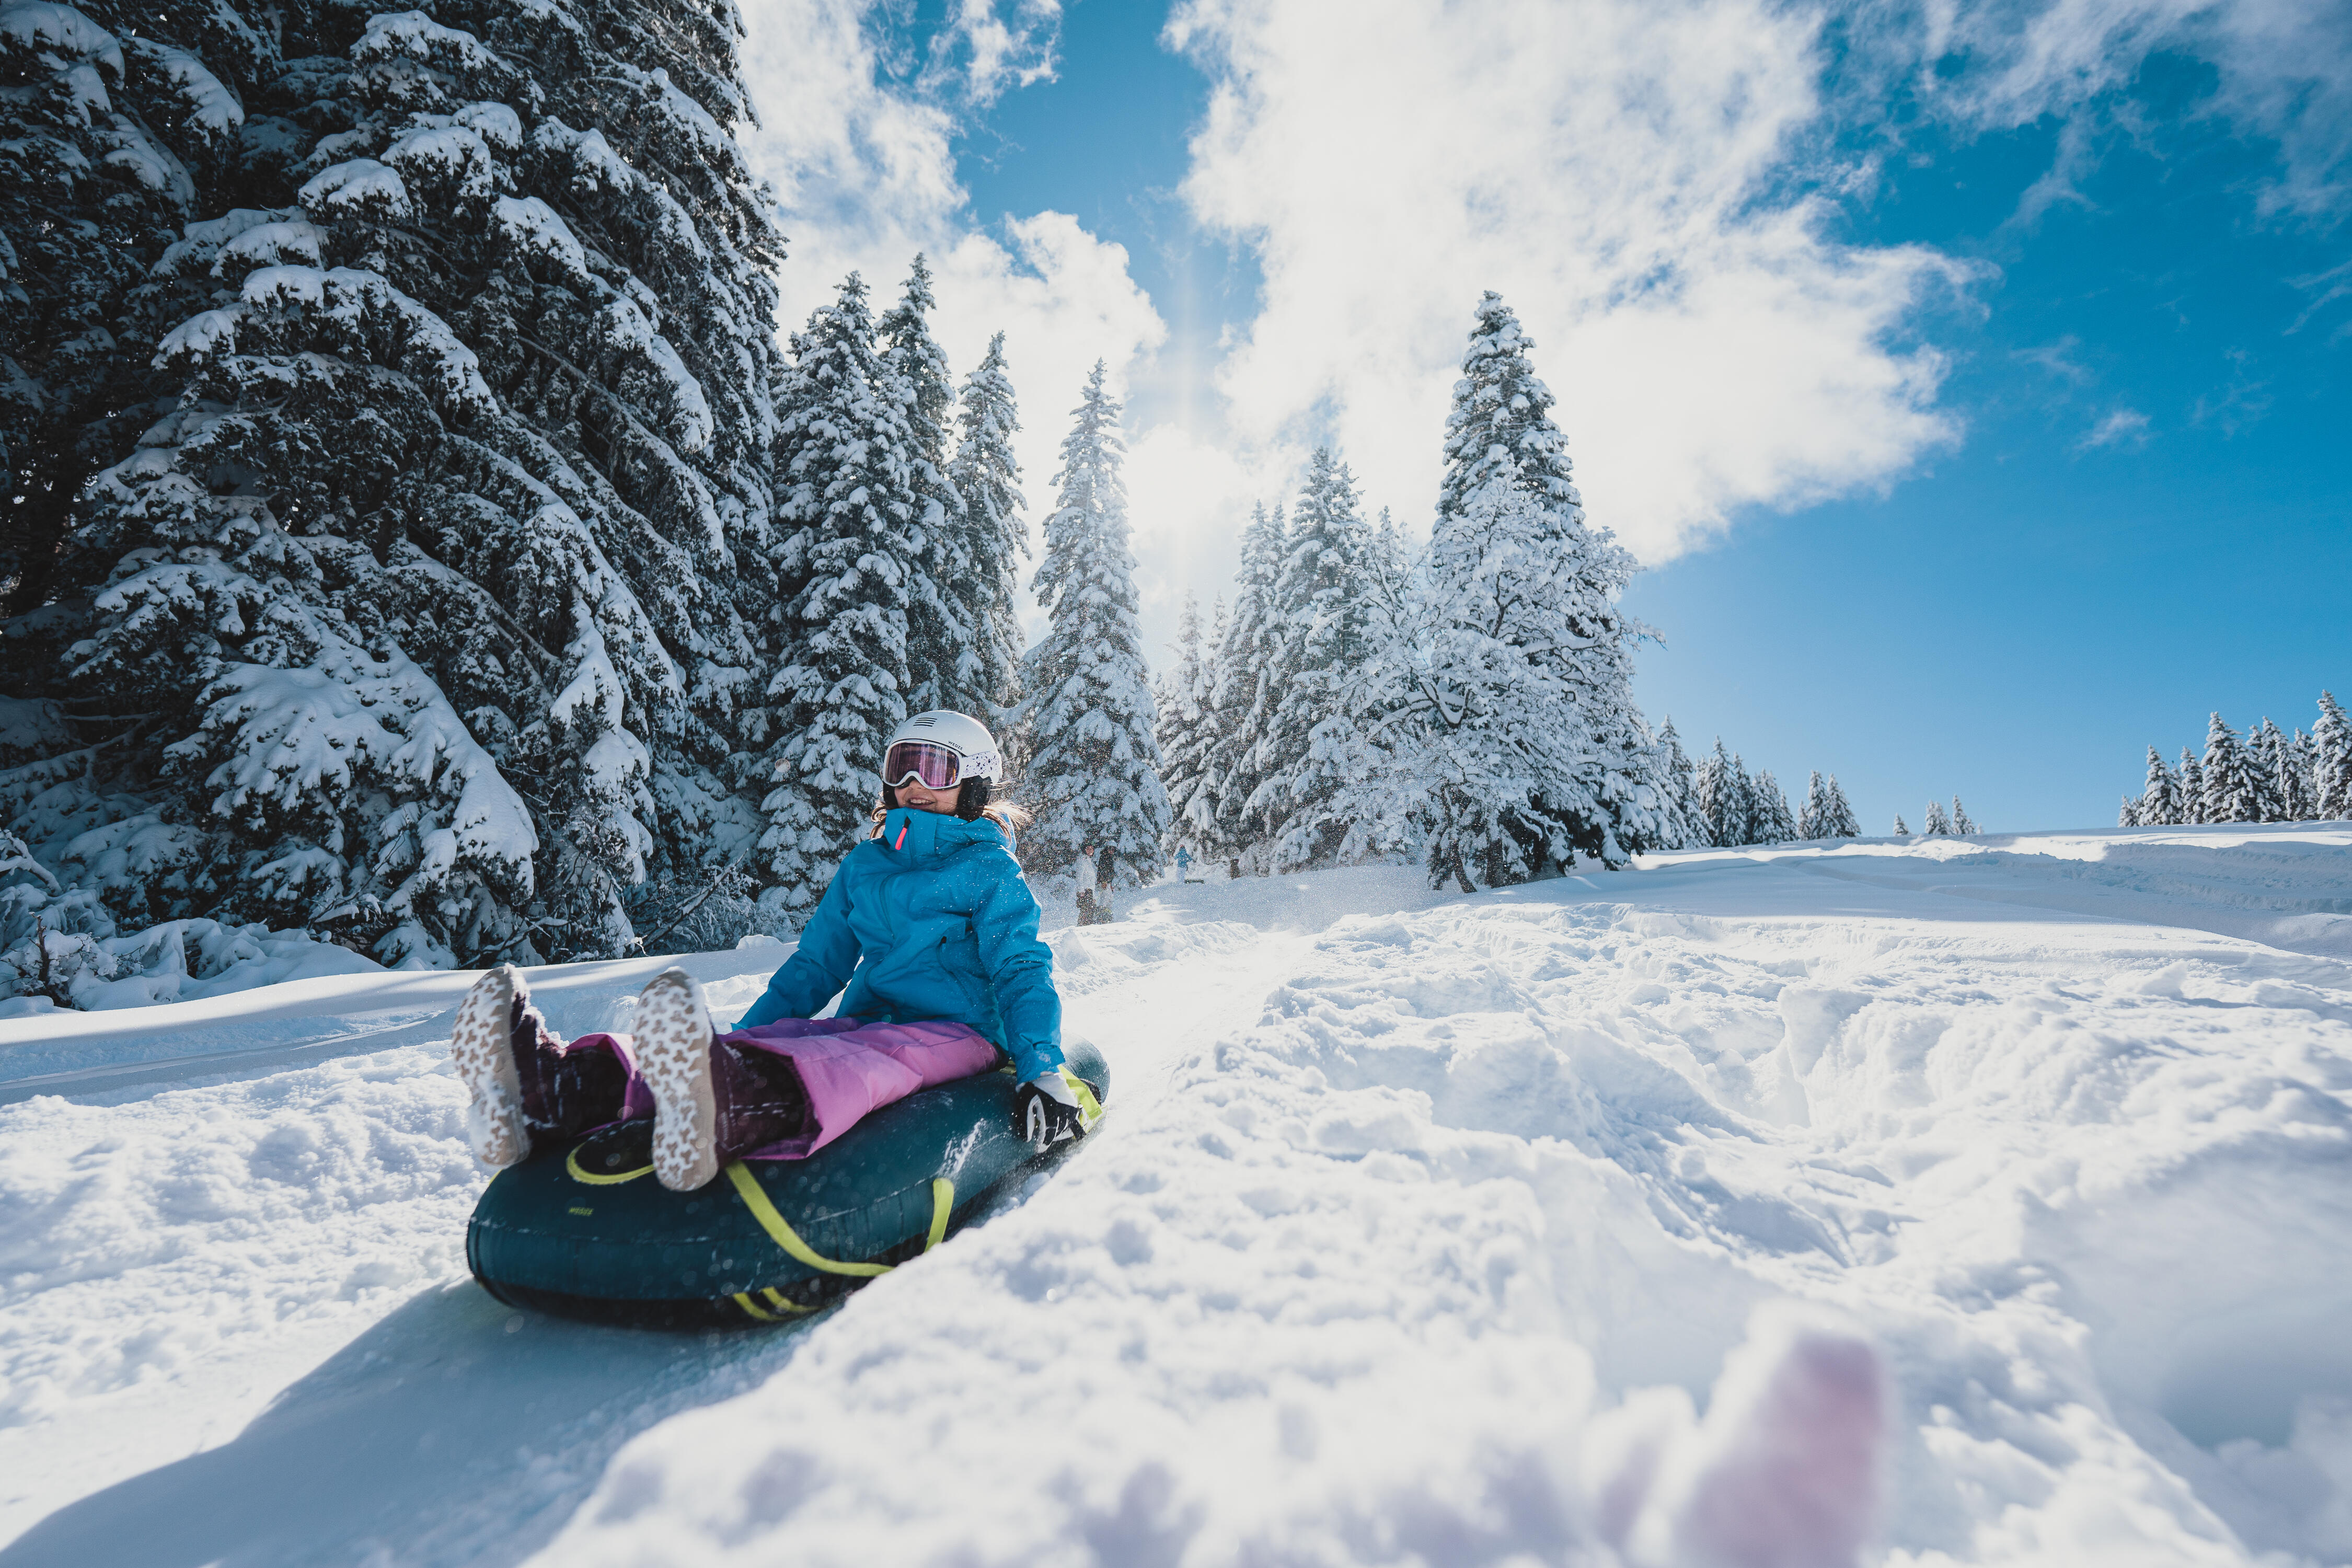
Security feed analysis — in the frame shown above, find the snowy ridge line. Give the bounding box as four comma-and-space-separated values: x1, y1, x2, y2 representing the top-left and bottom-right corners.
1638, 823, 2352, 959
0, 947, 795, 1091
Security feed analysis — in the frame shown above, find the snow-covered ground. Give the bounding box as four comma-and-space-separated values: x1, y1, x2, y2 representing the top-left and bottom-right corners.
3, 826, 2349, 1567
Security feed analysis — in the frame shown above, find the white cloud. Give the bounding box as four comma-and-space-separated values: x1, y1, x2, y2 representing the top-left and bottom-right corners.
736, 0, 1163, 568
2078, 407, 2152, 450
930, 0, 1064, 107
1920, 0, 2352, 221
1165, 0, 1970, 565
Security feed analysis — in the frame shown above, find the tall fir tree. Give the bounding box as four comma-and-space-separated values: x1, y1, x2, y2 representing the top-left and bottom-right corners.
1923, 800, 1952, 835
2140, 747, 2181, 826
1950, 796, 1976, 835
1693, 740, 1740, 848
1751, 770, 1797, 844
2119, 794, 2141, 828
1797, 770, 1832, 839
1820, 775, 1861, 838
1252, 447, 1382, 869
2284, 729, 2316, 821
1374, 291, 1664, 887
1893, 814, 1910, 836
1729, 754, 1760, 845
1366, 505, 1410, 609
2178, 749, 2205, 824
1656, 719, 1699, 847
1, 0, 279, 627
1155, 592, 1218, 857
758, 273, 919, 920
1205, 500, 1286, 864
1017, 361, 1167, 886
946, 329, 1027, 719
2315, 691, 2352, 820
2200, 713, 2261, 823
2248, 718, 2287, 822
39, 0, 787, 964
877, 255, 966, 716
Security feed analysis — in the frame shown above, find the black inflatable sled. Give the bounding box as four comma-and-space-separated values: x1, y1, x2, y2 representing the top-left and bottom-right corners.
467, 1040, 1108, 1328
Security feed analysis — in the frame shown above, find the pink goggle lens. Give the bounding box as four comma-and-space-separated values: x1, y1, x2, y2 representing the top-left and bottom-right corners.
883, 740, 962, 790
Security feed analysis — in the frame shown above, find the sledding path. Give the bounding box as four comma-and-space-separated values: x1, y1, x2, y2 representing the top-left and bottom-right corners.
0, 892, 1323, 1566
1, 833, 2349, 1565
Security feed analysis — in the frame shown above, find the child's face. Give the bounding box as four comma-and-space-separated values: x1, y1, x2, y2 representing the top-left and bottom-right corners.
897, 780, 959, 814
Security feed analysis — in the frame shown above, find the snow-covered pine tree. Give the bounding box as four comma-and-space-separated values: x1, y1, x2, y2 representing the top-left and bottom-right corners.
2119, 795, 2140, 828
1797, 771, 1830, 839
946, 329, 1027, 719
1923, 800, 1952, 835
1, 0, 259, 626
2139, 747, 2180, 826
2178, 749, 2205, 823
1205, 500, 1286, 864
1950, 796, 1976, 835
1366, 505, 1410, 608
1821, 775, 1860, 838
1751, 770, 1797, 844
1655, 719, 1699, 848
1893, 814, 1910, 836
1692, 740, 1737, 847
2284, 729, 2316, 821
1376, 291, 1664, 888
2200, 713, 2262, 823
877, 256, 966, 716
1155, 592, 1218, 858
757, 273, 920, 920
2247, 719, 2286, 823
1253, 447, 1381, 869
51, 0, 788, 964
2315, 692, 2352, 820
1729, 754, 1761, 846
1017, 360, 1168, 886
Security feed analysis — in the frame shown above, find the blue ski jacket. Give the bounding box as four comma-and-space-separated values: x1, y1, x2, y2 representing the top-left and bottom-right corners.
737, 808, 1064, 1081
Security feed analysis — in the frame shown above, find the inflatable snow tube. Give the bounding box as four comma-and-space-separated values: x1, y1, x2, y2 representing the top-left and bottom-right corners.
467, 1039, 1108, 1328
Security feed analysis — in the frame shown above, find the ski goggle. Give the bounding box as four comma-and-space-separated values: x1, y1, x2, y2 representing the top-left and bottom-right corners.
883, 740, 967, 790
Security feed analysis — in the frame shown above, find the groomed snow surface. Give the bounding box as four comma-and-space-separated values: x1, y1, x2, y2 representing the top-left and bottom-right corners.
3, 825, 2349, 1567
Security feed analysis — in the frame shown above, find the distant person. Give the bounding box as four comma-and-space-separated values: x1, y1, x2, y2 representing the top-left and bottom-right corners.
1074, 842, 1097, 926
1174, 846, 1192, 883
1095, 848, 1115, 924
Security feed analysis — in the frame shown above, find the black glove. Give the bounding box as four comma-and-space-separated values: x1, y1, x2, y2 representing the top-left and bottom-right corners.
1016, 1073, 1087, 1148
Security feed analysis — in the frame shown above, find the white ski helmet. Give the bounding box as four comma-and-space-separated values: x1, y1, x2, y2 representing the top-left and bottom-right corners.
882, 710, 1005, 786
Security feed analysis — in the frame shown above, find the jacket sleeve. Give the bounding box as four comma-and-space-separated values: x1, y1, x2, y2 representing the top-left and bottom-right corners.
973, 851, 1064, 1081
737, 859, 863, 1028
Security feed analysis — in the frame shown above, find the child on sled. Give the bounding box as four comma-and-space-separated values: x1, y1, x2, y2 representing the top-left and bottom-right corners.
446, 711, 1089, 1190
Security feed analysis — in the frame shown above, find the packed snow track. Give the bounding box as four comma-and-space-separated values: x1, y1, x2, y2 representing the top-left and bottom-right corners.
2, 826, 2349, 1567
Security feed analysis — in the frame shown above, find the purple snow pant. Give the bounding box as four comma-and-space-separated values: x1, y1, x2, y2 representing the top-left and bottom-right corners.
513, 1012, 1005, 1163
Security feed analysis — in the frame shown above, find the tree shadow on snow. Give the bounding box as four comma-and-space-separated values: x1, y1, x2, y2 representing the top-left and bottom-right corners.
0, 1278, 819, 1568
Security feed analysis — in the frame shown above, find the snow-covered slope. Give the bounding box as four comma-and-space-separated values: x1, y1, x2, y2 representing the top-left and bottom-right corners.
3, 827, 2349, 1567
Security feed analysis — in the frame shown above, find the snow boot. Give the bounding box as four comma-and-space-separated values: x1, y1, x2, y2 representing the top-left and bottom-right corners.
451, 965, 532, 1168
635, 967, 721, 1191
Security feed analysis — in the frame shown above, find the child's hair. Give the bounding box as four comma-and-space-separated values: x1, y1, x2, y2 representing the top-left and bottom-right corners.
872, 780, 1033, 839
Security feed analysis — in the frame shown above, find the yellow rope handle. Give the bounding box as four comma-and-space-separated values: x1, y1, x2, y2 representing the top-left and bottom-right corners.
733, 1287, 817, 1321
567, 1144, 654, 1185
926, 1177, 954, 1250
724, 1162, 894, 1277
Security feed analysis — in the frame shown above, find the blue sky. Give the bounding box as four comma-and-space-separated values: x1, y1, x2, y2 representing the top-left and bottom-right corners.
750, 0, 2351, 834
